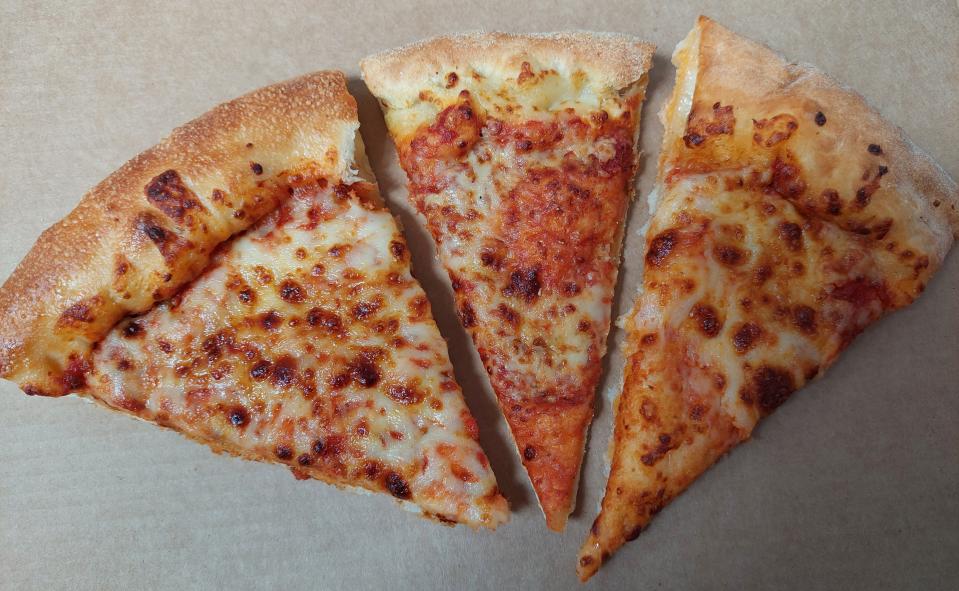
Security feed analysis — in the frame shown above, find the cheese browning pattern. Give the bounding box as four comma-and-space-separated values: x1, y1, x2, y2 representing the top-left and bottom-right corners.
385, 57, 650, 530
578, 17, 957, 579
90, 179, 508, 528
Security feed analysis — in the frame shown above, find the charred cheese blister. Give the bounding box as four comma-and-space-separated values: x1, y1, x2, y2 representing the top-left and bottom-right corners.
363, 33, 656, 531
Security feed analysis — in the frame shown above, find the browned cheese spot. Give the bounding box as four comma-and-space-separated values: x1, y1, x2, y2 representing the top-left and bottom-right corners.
279, 280, 306, 304
459, 302, 477, 328
752, 114, 798, 147
307, 307, 341, 332
228, 407, 248, 427
387, 383, 423, 405
389, 240, 406, 260
690, 303, 722, 337
793, 305, 816, 334
822, 189, 842, 215
260, 310, 282, 330
271, 356, 297, 388
646, 230, 677, 267
778, 222, 803, 251
385, 471, 411, 499
733, 323, 762, 353
503, 267, 541, 301
250, 360, 272, 380
350, 357, 380, 388
741, 366, 796, 412
716, 244, 746, 266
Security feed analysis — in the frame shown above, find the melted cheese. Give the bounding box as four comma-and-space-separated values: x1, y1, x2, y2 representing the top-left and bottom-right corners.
88, 179, 508, 528
390, 66, 645, 405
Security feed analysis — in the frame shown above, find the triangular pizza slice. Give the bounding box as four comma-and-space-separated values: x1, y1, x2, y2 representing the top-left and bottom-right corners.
362, 33, 655, 530
0, 72, 508, 528
578, 17, 958, 578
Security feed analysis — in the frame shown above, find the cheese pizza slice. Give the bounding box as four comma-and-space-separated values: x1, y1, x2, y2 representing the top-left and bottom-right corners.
0, 72, 508, 527
0, 73, 356, 397
362, 33, 655, 531
578, 17, 958, 579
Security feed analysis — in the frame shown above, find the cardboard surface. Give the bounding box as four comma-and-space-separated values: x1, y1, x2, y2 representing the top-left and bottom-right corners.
1, 1, 957, 589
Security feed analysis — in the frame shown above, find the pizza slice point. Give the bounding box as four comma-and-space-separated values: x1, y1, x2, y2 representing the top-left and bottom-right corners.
577, 16, 958, 579
2, 72, 508, 528
362, 33, 655, 531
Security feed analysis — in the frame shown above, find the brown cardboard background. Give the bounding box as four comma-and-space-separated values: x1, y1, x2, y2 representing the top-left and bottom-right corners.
1, 1, 957, 589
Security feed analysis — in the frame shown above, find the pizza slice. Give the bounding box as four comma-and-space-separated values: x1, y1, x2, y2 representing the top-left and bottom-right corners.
0, 72, 508, 527
577, 17, 958, 579
362, 33, 655, 531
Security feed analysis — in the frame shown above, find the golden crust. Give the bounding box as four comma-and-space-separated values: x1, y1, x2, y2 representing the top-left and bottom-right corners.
670, 16, 957, 254
0, 71, 359, 396
361, 31, 655, 107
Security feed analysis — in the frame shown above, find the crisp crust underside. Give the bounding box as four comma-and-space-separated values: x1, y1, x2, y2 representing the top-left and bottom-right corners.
577, 15, 959, 581
0, 71, 359, 394
361, 31, 655, 106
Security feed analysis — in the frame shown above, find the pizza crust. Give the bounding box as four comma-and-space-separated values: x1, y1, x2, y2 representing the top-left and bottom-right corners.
676, 16, 957, 256
0, 71, 360, 396
362, 31, 655, 107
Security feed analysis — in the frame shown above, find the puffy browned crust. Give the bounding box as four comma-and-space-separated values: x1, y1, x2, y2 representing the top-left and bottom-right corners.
578, 16, 959, 581
664, 16, 958, 252
361, 31, 655, 107
0, 71, 360, 396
